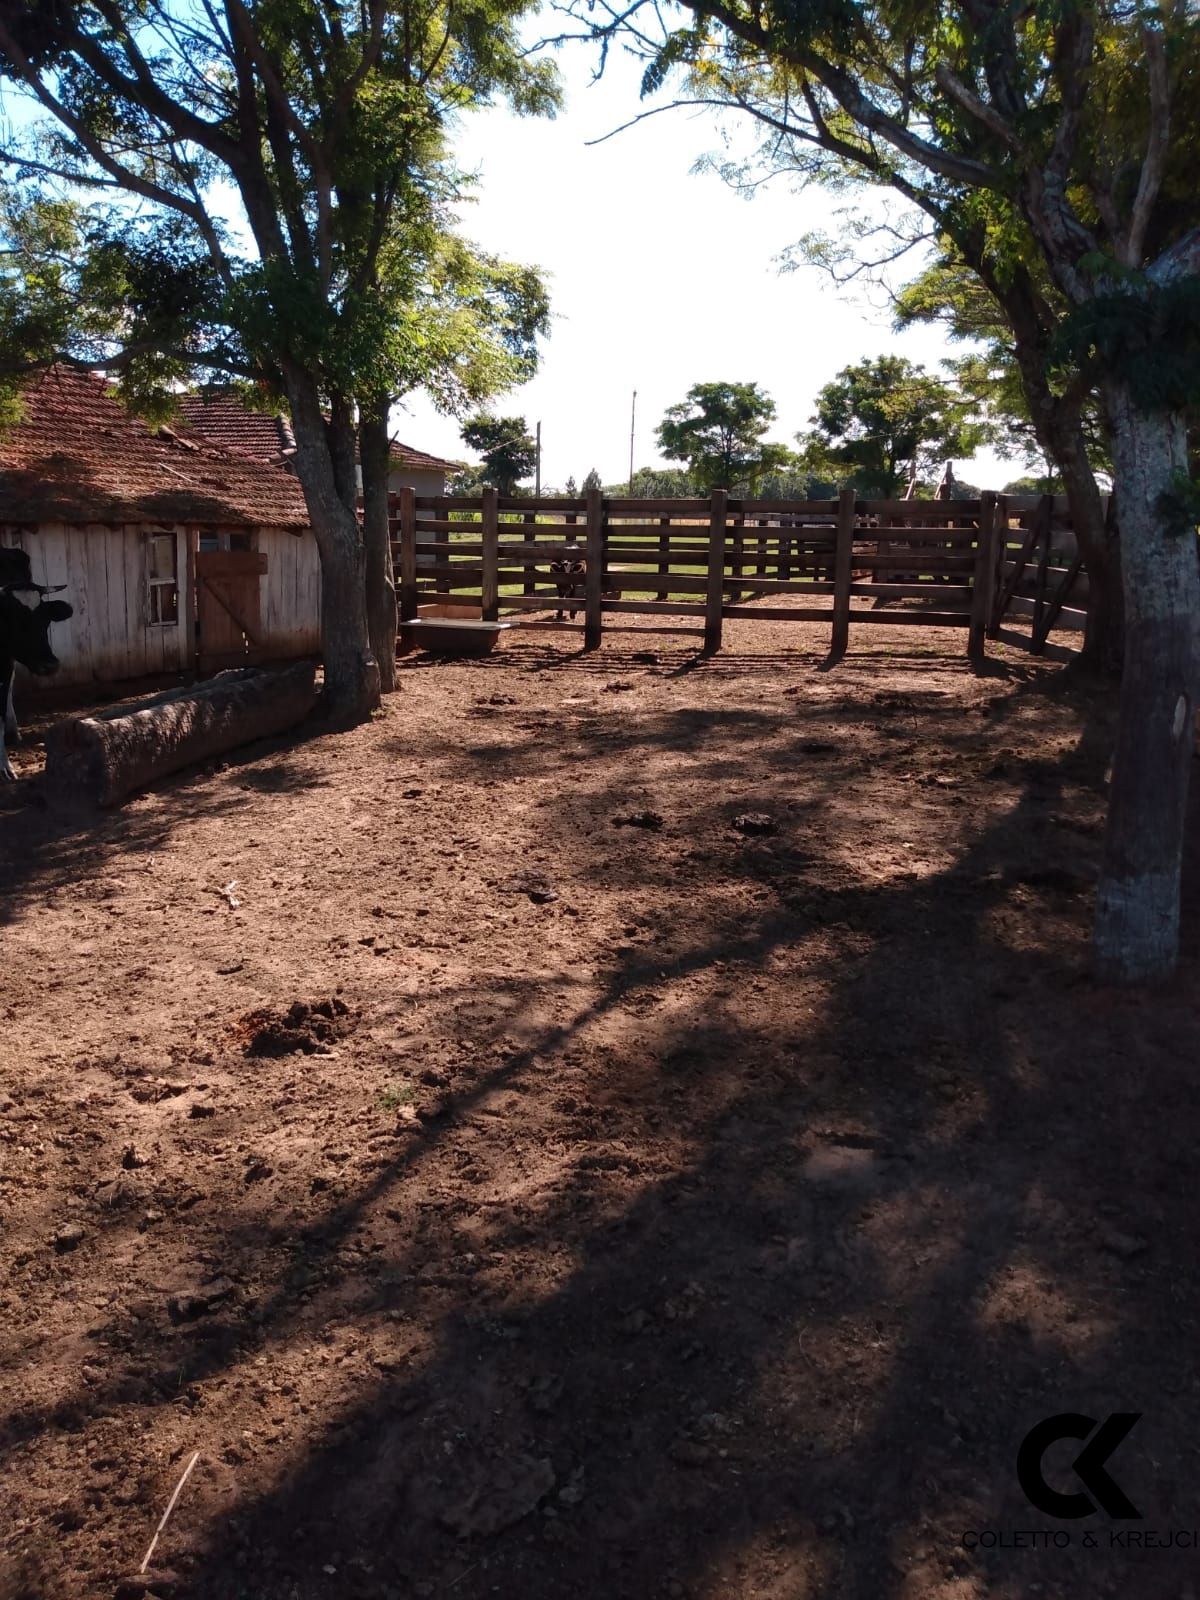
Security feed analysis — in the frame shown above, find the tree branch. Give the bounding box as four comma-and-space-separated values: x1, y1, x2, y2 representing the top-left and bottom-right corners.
1122, 25, 1170, 268
933, 63, 1022, 152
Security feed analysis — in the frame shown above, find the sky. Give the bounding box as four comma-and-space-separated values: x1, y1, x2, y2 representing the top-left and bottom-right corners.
394, 41, 1019, 489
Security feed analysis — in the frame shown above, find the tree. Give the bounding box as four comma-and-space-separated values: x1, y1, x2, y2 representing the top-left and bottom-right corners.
0, 0, 556, 722
656, 381, 792, 491
357, 241, 548, 688
611, 465, 699, 497
564, 475, 579, 497
580, 0, 1200, 981
581, 467, 603, 492
796, 355, 985, 497
460, 414, 538, 495
893, 254, 1118, 662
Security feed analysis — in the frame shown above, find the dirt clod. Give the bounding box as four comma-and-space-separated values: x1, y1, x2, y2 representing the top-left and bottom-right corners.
498, 873, 558, 904
612, 810, 663, 830
241, 997, 353, 1056
731, 812, 776, 836
166, 1277, 237, 1323
439, 1455, 556, 1539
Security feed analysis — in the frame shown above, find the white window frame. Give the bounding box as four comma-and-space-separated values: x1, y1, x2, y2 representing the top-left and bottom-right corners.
147, 530, 180, 627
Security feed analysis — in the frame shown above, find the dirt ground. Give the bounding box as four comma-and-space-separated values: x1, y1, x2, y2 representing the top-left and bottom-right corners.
1, 614, 1198, 1600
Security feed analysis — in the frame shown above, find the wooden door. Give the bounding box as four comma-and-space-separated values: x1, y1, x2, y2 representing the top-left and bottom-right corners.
196, 548, 268, 670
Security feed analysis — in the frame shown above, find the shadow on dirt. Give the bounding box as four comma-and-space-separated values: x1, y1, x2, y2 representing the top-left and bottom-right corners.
4, 657, 1196, 1600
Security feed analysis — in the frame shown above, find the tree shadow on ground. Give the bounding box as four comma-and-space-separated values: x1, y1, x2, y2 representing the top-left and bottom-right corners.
4, 660, 1194, 1600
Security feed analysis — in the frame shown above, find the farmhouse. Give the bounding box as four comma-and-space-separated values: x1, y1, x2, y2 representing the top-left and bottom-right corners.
0, 368, 459, 689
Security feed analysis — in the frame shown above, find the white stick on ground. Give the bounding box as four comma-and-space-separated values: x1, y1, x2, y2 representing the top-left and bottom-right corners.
140, 1450, 201, 1574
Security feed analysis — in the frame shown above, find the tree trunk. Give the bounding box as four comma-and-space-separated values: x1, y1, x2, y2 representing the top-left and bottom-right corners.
1043, 403, 1121, 672
285, 373, 380, 725
1093, 382, 1200, 983
45, 663, 317, 808
360, 399, 398, 693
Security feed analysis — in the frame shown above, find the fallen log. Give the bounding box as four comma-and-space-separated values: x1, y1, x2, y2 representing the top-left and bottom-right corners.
44, 662, 318, 808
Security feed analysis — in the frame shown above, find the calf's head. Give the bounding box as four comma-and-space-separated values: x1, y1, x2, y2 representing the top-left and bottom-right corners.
1, 593, 73, 675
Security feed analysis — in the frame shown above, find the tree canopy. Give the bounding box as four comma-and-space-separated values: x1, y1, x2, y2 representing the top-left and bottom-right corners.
656, 380, 792, 491
0, 0, 557, 715
796, 355, 986, 497
460, 413, 538, 494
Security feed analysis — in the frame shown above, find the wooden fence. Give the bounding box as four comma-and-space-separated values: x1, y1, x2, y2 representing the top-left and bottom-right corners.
389, 487, 1085, 663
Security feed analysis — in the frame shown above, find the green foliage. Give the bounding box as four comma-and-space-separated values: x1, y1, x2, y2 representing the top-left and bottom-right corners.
0, 0, 558, 427
460, 413, 537, 494
796, 355, 986, 497
1156, 473, 1200, 541
613, 465, 700, 496
581, 467, 603, 492
1053, 277, 1200, 415
1004, 473, 1064, 494
656, 381, 793, 491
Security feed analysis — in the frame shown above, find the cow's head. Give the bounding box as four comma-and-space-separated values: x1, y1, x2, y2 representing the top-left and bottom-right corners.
1, 592, 73, 676
0, 548, 33, 589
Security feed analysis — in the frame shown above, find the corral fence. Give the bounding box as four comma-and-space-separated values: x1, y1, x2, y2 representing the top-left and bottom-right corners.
388, 486, 1087, 664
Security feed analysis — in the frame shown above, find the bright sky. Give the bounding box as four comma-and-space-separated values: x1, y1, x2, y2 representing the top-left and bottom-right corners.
396, 42, 1017, 489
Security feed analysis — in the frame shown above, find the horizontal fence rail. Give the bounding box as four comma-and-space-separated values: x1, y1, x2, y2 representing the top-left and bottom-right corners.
387, 487, 1085, 663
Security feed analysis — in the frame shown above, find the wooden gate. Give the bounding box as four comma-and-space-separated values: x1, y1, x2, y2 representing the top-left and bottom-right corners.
196, 548, 268, 671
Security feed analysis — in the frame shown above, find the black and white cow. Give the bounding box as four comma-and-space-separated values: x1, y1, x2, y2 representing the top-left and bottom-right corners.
0, 549, 35, 766
0, 567, 73, 780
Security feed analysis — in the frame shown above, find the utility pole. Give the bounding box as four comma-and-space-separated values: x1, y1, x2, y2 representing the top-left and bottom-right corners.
535, 420, 542, 498
628, 389, 637, 493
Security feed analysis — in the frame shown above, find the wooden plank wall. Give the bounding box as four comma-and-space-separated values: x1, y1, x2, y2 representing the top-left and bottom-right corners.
0, 522, 193, 686
259, 526, 321, 659
0, 520, 323, 688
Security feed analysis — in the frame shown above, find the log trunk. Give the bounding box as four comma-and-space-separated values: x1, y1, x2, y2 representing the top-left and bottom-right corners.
1093, 383, 1200, 983
44, 664, 318, 809
285, 374, 380, 725
360, 400, 398, 694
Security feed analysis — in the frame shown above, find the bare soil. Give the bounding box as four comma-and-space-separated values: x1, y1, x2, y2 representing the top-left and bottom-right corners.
1, 616, 1198, 1600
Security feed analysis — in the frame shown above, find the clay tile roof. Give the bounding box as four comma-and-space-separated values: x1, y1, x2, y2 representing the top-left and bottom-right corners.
386, 438, 462, 474
175, 391, 297, 464
178, 387, 461, 475
0, 368, 310, 529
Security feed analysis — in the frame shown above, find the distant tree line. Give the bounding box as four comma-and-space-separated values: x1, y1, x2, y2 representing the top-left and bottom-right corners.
457, 359, 999, 499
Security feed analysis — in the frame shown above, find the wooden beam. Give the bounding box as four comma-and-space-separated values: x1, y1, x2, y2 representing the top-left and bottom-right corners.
480, 486, 499, 621
1033, 551, 1085, 650
704, 489, 728, 653
988, 496, 1045, 636
397, 486, 419, 621
584, 486, 604, 650
829, 486, 857, 662
968, 491, 1000, 669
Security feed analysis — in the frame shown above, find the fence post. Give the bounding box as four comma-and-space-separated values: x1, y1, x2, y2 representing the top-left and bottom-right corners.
829, 487, 857, 662
398, 486, 418, 622
481, 486, 499, 621
985, 493, 1011, 637
704, 489, 728, 654
584, 486, 604, 650
968, 491, 999, 668
1031, 494, 1054, 653
521, 508, 536, 596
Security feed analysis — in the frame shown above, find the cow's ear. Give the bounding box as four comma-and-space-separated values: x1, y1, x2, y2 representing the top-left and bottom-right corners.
42, 600, 73, 622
